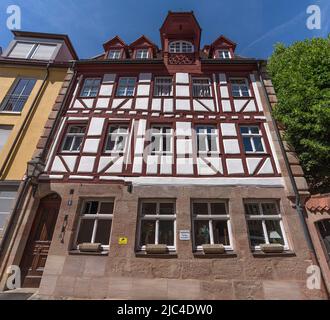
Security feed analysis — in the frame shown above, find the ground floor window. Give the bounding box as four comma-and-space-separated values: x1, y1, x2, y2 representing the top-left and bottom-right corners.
75, 200, 114, 250
192, 200, 233, 251
0, 187, 18, 233
138, 200, 176, 251
244, 200, 289, 250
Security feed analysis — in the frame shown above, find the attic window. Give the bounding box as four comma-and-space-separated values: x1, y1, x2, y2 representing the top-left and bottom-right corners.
8, 42, 57, 60
108, 50, 121, 59
169, 41, 193, 53
217, 49, 231, 59
135, 49, 149, 59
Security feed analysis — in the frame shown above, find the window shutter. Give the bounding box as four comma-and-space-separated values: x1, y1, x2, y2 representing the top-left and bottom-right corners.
32, 44, 57, 60
9, 42, 34, 58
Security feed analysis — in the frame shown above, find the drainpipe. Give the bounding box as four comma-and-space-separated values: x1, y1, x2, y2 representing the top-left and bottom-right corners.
257, 61, 329, 297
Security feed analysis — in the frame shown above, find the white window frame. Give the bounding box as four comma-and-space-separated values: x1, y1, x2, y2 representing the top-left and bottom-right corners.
195, 125, 219, 154
137, 199, 176, 252
135, 49, 149, 59
105, 124, 129, 153
108, 50, 121, 59
75, 199, 114, 251
149, 125, 173, 155
154, 77, 173, 97
245, 200, 289, 251
192, 200, 233, 252
116, 77, 136, 97
61, 125, 86, 153
240, 125, 266, 153
8, 42, 57, 60
169, 41, 194, 53
230, 78, 251, 97
192, 78, 212, 97
80, 78, 101, 97
217, 49, 231, 59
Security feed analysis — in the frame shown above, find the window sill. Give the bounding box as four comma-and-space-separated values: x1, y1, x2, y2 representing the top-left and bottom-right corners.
135, 251, 178, 259
0, 111, 22, 115
193, 251, 237, 259
252, 250, 295, 258
69, 250, 109, 256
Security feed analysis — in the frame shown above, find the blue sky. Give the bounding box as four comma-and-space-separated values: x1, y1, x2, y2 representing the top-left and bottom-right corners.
0, 0, 329, 59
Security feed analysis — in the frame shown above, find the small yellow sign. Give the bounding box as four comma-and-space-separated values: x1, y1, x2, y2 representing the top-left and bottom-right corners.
118, 237, 128, 245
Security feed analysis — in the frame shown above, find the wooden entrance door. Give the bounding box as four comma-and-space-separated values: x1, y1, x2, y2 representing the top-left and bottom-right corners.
20, 193, 61, 288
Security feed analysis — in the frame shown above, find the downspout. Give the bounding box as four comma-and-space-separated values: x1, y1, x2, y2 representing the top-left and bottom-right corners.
257, 61, 329, 297
0, 63, 51, 178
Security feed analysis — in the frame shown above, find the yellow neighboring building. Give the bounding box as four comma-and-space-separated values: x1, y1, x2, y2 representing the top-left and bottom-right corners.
0, 31, 77, 243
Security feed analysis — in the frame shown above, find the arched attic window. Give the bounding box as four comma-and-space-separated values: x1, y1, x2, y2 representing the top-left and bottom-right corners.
169, 41, 194, 53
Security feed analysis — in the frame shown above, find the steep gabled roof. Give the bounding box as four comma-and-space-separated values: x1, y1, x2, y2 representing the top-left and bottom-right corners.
129, 35, 158, 50
103, 36, 127, 51
209, 35, 237, 51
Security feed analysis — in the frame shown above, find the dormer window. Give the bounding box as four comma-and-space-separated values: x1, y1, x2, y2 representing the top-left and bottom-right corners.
217, 49, 231, 59
135, 49, 149, 59
8, 42, 57, 60
108, 50, 121, 59
169, 41, 194, 53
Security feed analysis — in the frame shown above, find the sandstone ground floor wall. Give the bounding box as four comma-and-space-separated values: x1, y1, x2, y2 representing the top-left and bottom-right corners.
19, 182, 328, 299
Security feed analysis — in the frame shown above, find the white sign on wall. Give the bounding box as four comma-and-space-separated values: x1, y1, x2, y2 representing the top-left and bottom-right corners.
179, 230, 191, 241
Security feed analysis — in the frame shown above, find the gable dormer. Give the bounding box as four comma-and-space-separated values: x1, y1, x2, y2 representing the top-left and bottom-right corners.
129, 35, 158, 59
103, 36, 127, 59
160, 11, 201, 67
206, 35, 237, 59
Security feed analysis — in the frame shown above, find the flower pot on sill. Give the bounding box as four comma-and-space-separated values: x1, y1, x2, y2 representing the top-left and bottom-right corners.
145, 244, 168, 254
260, 243, 284, 253
202, 244, 225, 254
78, 243, 102, 252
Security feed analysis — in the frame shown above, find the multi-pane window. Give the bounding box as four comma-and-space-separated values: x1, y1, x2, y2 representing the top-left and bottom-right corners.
61, 125, 86, 152
192, 78, 212, 97
76, 200, 114, 250
192, 201, 232, 250
108, 50, 121, 59
217, 49, 231, 59
169, 41, 194, 53
196, 126, 218, 153
317, 220, 330, 261
245, 201, 288, 250
0, 78, 36, 112
0, 188, 17, 231
150, 126, 172, 155
116, 77, 136, 96
0, 126, 13, 153
8, 42, 57, 60
240, 126, 265, 153
80, 78, 101, 97
230, 78, 250, 97
135, 49, 149, 59
138, 200, 176, 250
154, 77, 173, 96
105, 125, 129, 152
